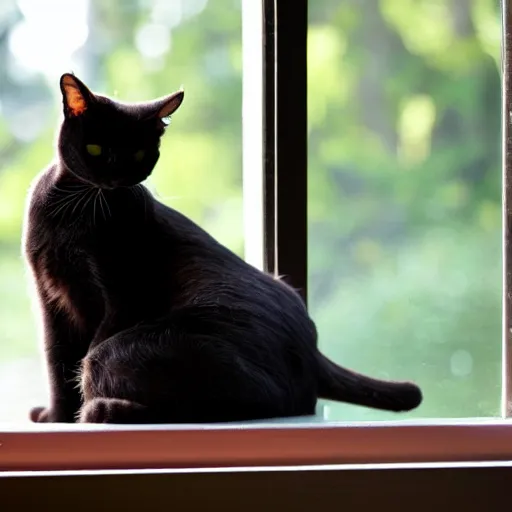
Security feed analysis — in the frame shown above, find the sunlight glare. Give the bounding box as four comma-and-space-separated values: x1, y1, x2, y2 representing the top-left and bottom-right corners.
9, 0, 89, 77
135, 23, 171, 59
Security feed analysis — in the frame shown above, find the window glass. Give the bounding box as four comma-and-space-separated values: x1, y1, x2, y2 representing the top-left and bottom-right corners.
308, 0, 502, 420
0, 0, 242, 422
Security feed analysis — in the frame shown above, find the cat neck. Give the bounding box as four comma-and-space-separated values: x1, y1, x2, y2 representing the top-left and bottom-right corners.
38, 162, 153, 225
54, 163, 103, 190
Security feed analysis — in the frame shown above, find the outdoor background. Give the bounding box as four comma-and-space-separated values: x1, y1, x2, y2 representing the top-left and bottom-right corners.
0, 0, 502, 422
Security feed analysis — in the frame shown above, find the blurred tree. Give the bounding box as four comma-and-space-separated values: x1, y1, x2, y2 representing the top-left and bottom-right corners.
308, 0, 501, 420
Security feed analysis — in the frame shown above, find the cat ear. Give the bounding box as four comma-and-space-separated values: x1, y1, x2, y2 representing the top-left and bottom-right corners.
154, 90, 185, 119
60, 73, 94, 118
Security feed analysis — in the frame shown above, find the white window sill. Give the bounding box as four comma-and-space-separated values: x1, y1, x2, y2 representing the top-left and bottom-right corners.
1, 417, 512, 472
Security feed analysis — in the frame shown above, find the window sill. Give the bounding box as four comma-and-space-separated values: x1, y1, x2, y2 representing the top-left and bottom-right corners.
1, 417, 512, 472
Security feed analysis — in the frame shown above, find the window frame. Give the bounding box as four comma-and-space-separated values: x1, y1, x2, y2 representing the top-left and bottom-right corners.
504, 0, 512, 417
2, 463, 512, 510
262, 0, 308, 302
1, 419, 512, 472
0, 0, 511, 494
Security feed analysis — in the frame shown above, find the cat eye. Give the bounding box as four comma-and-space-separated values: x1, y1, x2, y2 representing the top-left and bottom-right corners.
134, 149, 145, 162
86, 144, 102, 157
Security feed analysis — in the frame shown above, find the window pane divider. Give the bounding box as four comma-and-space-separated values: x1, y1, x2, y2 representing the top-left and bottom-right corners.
260, 0, 308, 302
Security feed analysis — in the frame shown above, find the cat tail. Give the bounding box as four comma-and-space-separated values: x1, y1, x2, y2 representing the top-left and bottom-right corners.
316, 353, 422, 412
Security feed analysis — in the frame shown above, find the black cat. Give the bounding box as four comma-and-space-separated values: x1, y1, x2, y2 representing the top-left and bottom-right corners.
23, 74, 422, 424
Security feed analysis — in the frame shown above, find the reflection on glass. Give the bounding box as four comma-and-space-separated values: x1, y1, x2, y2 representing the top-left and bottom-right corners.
0, 0, 242, 422
308, 0, 502, 420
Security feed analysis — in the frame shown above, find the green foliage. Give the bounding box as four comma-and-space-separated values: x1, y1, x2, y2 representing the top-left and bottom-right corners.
0, 0, 502, 420
308, 0, 501, 419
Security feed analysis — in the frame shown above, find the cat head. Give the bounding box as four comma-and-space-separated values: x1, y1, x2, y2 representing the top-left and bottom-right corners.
57, 73, 184, 189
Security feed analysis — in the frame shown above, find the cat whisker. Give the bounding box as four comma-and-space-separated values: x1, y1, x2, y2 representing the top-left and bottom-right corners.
47, 191, 85, 218
98, 191, 107, 221
47, 199, 73, 217
99, 190, 111, 219
53, 183, 90, 194
49, 186, 97, 223
78, 188, 97, 221
71, 188, 95, 217
92, 189, 101, 226
47, 190, 85, 210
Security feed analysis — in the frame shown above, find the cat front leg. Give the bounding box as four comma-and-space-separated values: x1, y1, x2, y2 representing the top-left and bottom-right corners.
88, 304, 143, 351
31, 305, 89, 423
88, 312, 124, 351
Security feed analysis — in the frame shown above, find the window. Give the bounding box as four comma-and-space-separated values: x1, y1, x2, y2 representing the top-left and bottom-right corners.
1, 0, 511, 506
308, 0, 503, 421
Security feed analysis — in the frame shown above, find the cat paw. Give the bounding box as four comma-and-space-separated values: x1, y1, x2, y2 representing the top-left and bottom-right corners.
29, 406, 69, 423
30, 406, 48, 422
79, 398, 149, 424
